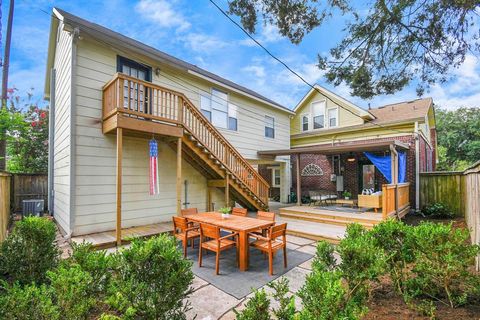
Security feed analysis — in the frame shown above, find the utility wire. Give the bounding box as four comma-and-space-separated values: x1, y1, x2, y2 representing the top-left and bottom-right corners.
207, 0, 409, 135
39, 6, 410, 136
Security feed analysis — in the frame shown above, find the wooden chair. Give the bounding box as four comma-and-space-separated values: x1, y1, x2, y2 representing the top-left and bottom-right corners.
181, 208, 198, 216
256, 211, 275, 222
198, 223, 238, 275
251, 211, 276, 237
232, 207, 248, 217
172, 216, 200, 257
249, 223, 288, 275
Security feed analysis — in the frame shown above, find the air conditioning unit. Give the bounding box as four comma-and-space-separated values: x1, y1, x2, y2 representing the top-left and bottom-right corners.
22, 199, 44, 217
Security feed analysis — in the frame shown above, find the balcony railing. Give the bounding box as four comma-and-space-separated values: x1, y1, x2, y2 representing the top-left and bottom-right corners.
103, 73, 269, 207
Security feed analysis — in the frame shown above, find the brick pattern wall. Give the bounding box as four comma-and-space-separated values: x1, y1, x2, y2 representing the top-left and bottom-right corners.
419, 134, 434, 172
291, 135, 418, 205
430, 128, 437, 171
258, 164, 280, 199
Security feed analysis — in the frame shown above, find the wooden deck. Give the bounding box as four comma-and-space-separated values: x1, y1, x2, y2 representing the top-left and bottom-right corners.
71, 222, 172, 249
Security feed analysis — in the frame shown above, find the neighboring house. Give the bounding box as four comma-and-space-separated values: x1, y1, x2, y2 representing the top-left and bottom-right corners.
44, 8, 293, 237
258, 85, 437, 209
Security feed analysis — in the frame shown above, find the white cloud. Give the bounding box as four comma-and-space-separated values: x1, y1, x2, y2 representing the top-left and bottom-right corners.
135, 0, 190, 32
180, 33, 228, 53
239, 23, 283, 46
242, 65, 266, 78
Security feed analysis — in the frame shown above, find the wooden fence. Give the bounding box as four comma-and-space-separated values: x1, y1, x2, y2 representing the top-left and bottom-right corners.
0, 172, 11, 242
11, 174, 48, 212
463, 163, 480, 271
420, 162, 480, 270
419, 171, 465, 216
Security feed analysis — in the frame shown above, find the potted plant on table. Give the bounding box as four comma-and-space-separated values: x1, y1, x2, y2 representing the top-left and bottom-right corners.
219, 207, 231, 219
343, 191, 352, 200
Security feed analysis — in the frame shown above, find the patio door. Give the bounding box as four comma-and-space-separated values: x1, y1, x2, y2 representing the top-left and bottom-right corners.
117, 56, 152, 114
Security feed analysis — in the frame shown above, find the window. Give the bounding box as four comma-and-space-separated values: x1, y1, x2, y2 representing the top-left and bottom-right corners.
228, 103, 238, 131
200, 88, 238, 131
200, 95, 211, 121
312, 101, 325, 129
302, 114, 309, 131
272, 168, 281, 187
265, 115, 275, 138
117, 56, 152, 114
328, 108, 338, 127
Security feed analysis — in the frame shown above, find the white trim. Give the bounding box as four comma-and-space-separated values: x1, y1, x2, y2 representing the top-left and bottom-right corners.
293, 84, 374, 119
310, 99, 326, 130
327, 107, 339, 128
188, 70, 295, 115
300, 113, 310, 132
271, 168, 281, 187
264, 114, 275, 139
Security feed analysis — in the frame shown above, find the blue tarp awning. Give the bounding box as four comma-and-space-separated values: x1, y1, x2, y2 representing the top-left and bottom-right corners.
364, 151, 406, 184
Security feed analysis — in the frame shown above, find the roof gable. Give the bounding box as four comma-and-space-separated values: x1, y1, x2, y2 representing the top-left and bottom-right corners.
294, 84, 374, 120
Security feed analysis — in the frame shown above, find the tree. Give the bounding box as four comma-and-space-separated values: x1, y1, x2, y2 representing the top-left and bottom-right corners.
1, 89, 49, 173
226, 0, 480, 99
435, 107, 480, 171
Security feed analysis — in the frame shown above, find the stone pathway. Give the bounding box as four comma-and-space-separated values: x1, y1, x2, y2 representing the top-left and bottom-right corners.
185, 234, 318, 320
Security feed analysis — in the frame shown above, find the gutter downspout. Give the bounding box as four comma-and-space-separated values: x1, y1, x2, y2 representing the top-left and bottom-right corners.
68, 27, 80, 237
414, 122, 420, 210
48, 68, 56, 215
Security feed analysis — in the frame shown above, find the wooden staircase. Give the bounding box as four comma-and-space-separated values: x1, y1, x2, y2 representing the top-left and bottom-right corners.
102, 73, 269, 210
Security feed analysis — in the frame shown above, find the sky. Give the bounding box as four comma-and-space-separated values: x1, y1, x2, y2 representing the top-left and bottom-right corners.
2, 0, 479, 110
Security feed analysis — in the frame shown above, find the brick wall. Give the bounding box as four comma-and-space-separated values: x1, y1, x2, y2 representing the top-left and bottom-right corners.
430, 128, 437, 171
291, 135, 417, 205
258, 164, 280, 199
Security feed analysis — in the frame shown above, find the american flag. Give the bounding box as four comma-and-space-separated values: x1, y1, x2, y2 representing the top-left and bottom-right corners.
149, 139, 160, 195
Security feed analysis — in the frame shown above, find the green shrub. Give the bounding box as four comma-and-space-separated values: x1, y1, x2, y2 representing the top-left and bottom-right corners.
268, 278, 296, 320
297, 228, 383, 320
370, 219, 414, 294
0, 217, 59, 284
298, 269, 366, 320
421, 203, 455, 219
234, 288, 271, 320
68, 242, 112, 294
47, 264, 96, 320
337, 224, 386, 290
107, 234, 194, 320
405, 222, 480, 308
0, 281, 60, 320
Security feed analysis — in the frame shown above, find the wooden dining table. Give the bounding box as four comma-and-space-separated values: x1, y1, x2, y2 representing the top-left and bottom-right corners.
184, 211, 275, 271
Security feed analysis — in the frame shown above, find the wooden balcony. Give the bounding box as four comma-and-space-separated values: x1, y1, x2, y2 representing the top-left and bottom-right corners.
102, 73, 269, 217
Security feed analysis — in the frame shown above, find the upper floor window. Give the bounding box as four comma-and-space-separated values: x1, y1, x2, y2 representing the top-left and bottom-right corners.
302, 114, 309, 131
200, 88, 237, 131
312, 101, 325, 129
328, 108, 338, 128
265, 115, 275, 138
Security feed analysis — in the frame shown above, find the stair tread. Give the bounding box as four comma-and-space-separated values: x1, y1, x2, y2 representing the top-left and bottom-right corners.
279, 212, 378, 226
280, 217, 347, 239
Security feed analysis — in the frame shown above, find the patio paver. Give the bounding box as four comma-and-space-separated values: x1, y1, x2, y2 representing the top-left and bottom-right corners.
296, 244, 317, 255
274, 267, 310, 293
186, 284, 240, 320
286, 234, 315, 246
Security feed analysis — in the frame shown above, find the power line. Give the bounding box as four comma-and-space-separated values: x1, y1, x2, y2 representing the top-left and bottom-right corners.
39, 5, 409, 137
207, 0, 408, 135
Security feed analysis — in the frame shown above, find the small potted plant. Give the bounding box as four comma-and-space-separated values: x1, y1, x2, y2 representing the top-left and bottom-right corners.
219, 207, 231, 219
343, 191, 352, 200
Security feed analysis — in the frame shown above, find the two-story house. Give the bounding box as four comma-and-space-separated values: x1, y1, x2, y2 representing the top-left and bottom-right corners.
44, 8, 293, 240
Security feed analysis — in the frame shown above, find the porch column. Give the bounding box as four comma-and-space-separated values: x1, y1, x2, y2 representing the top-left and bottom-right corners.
295, 154, 301, 206
116, 128, 123, 246
279, 160, 290, 203
176, 137, 182, 216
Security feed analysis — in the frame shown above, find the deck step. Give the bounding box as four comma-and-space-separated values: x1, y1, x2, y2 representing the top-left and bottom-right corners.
279, 211, 377, 228
280, 217, 346, 245
279, 206, 381, 228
